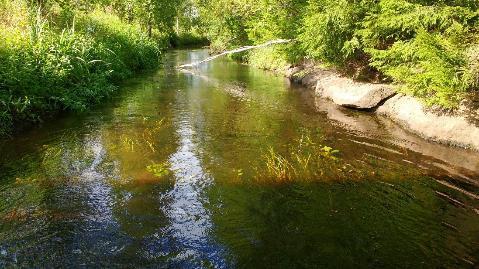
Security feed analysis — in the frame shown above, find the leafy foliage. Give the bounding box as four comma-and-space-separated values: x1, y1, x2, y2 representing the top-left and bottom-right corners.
246, 46, 291, 72
170, 32, 209, 48
198, 0, 479, 108
0, 0, 210, 136
369, 30, 471, 107
359, 0, 478, 108
0, 1, 161, 136
300, 0, 373, 65
146, 162, 171, 178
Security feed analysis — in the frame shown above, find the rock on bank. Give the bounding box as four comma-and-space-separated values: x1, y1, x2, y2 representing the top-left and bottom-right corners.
285, 65, 479, 151
376, 95, 479, 150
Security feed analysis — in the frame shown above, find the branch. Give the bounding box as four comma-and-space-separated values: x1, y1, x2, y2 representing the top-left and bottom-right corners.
177, 39, 292, 68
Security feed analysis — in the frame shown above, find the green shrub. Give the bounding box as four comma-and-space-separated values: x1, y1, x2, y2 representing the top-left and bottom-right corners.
358, 1, 476, 48
201, 0, 478, 108
0, 9, 161, 136
246, 46, 291, 72
369, 30, 471, 108
76, 11, 161, 78
300, 0, 373, 66
170, 32, 209, 48
468, 44, 479, 88
360, 0, 478, 107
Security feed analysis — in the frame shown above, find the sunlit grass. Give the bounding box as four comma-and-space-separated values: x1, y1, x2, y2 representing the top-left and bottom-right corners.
264, 147, 296, 181
256, 132, 345, 182
255, 131, 427, 183
0, 3, 162, 136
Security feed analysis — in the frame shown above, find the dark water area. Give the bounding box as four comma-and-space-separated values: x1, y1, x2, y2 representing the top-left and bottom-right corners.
0, 49, 478, 268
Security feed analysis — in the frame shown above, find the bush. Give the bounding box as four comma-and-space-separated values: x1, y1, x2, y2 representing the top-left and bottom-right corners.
170, 32, 209, 48
0, 8, 161, 136
76, 11, 161, 79
300, 0, 372, 66
368, 30, 471, 108
246, 46, 291, 72
468, 44, 479, 89
359, 0, 478, 107
201, 0, 479, 108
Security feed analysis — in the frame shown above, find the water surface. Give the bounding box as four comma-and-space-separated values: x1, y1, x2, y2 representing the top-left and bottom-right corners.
0, 49, 478, 268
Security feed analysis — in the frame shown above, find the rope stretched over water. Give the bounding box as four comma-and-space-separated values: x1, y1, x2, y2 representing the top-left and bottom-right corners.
177, 39, 292, 68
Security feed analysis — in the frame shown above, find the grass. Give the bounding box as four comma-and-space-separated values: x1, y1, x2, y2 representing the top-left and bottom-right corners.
255, 131, 425, 184
257, 133, 343, 183
0, 3, 163, 136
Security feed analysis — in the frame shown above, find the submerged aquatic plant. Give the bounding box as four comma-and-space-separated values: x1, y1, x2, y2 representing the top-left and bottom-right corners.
264, 147, 296, 181
146, 162, 171, 178
118, 118, 166, 153
258, 132, 341, 182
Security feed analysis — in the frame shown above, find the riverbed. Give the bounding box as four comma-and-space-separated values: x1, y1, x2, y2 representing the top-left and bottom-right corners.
0, 49, 478, 268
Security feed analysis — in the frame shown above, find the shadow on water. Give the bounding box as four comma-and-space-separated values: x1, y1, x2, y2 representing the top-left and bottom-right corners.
0, 49, 478, 268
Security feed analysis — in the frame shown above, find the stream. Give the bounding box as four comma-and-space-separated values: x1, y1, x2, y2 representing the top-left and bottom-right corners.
0, 49, 478, 268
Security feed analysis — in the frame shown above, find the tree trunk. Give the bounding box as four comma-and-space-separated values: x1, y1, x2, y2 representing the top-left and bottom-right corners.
176, 17, 179, 34
147, 12, 152, 38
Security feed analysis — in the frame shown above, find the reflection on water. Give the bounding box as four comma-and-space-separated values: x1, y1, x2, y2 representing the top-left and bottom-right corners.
161, 88, 228, 268
0, 49, 478, 268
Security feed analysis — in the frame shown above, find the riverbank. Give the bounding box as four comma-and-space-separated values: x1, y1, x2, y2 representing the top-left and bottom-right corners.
0, 4, 164, 136
0, 1, 211, 138
195, 0, 479, 152
280, 61, 479, 151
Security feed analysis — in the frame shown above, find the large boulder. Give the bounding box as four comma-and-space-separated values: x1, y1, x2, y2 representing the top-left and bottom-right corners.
315, 73, 396, 109
377, 95, 479, 150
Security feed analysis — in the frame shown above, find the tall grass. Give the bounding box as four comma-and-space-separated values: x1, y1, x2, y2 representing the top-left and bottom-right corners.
256, 133, 343, 183
0, 3, 162, 136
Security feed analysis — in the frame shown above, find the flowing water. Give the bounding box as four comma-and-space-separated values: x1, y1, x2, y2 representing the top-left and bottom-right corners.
0, 49, 478, 268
